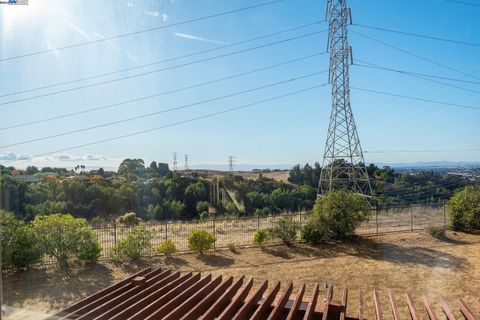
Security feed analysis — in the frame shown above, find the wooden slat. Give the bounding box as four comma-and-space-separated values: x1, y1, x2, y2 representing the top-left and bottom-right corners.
440, 297, 458, 320
303, 283, 319, 320
323, 285, 334, 320
73, 268, 168, 320
286, 283, 306, 320
249, 281, 281, 320
164, 276, 224, 320
145, 274, 216, 319
358, 290, 365, 320
266, 281, 293, 320
216, 278, 254, 320
405, 293, 420, 320
339, 288, 348, 320
179, 276, 234, 320
423, 296, 439, 320
108, 271, 189, 320
373, 290, 383, 320
232, 280, 268, 320
457, 299, 475, 320
200, 276, 245, 320
129, 273, 202, 320
476, 299, 480, 312
388, 290, 401, 320
46, 267, 152, 320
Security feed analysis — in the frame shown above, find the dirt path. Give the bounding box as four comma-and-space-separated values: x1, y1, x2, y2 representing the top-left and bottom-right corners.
3, 231, 479, 319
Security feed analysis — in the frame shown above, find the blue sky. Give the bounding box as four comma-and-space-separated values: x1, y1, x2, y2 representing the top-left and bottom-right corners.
0, 0, 479, 170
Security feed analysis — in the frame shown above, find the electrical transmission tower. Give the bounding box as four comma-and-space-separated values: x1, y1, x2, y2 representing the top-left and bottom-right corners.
228, 156, 236, 172
318, 0, 373, 200
172, 153, 178, 171
184, 154, 189, 170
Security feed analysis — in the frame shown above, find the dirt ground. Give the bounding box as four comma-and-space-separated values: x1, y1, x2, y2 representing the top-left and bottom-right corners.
3, 231, 479, 320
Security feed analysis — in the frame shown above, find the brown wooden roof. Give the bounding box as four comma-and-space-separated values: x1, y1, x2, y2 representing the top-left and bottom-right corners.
47, 267, 480, 320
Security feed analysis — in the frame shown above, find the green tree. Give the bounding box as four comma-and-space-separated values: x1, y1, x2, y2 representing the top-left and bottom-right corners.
448, 186, 480, 230
118, 158, 146, 177
302, 190, 371, 243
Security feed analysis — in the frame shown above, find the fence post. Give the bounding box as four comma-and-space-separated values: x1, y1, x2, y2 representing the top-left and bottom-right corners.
113, 220, 117, 246
410, 204, 413, 232
375, 207, 379, 235
443, 201, 447, 230
165, 220, 168, 241
213, 216, 216, 251
257, 214, 260, 230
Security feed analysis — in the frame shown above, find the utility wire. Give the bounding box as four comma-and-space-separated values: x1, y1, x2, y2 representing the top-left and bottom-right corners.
0, 70, 327, 148
350, 30, 480, 81
0, 21, 324, 99
351, 86, 480, 111
365, 148, 480, 153
0, 0, 283, 62
351, 23, 480, 48
16, 84, 328, 161
0, 52, 326, 131
0, 31, 324, 107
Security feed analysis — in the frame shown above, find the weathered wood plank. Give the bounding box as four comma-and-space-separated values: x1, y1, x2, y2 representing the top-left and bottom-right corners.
286, 283, 306, 320
266, 282, 293, 320
423, 296, 439, 320
249, 281, 281, 320
216, 278, 254, 320
440, 297, 458, 320
200, 276, 245, 320
405, 293, 420, 320
457, 299, 475, 320
359, 290, 365, 320
388, 290, 401, 320
373, 290, 383, 320
303, 283, 320, 320
232, 279, 268, 320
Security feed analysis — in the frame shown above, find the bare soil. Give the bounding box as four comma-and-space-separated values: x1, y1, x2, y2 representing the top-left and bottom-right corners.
3, 231, 479, 320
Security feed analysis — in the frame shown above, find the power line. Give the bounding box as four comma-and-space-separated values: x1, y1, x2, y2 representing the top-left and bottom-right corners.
0, 52, 326, 131
10, 84, 328, 162
0, 0, 284, 62
0, 21, 324, 99
351, 86, 480, 111
445, 0, 480, 7
365, 148, 480, 153
0, 70, 327, 148
351, 23, 480, 48
350, 30, 480, 81
353, 61, 480, 85
0, 31, 325, 107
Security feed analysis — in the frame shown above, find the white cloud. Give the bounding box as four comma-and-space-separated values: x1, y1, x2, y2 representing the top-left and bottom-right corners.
173, 32, 229, 45
17, 153, 32, 160
0, 152, 17, 160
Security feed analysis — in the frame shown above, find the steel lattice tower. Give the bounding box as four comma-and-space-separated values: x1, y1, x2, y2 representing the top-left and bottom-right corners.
318, 0, 373, 199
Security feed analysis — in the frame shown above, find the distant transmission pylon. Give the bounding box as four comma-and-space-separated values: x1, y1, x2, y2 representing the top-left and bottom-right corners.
184, 154, 189, 170
318, 0, 373, 200
172, 152, 178, 171
228, 156, 236, 172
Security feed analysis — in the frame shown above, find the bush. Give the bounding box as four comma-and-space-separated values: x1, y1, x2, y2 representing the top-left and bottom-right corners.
187, 230, 216, 254
156, 239, 177, 257
196, 201, 209, 214
32, 214, 102, 267
227, 242, 237, 253
269, 217, 298, 247
111, 226, 153, 261
447, 186, 480, 231
0, 210, 42, 269
117, 212, 141, 226
425, 226, 445, 239
301, 190, 371, 243
253, 229, 269, 248
199, 211, 210, 220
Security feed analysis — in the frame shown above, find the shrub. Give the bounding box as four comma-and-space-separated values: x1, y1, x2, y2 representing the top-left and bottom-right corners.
447, 186, 480, 231
301, 190, 371, 243
227, 242, 237, 253
425, 226, 445, 239
269, 217, 298, 247
117, 212, 141, 226
187, 230, 216, 254
196, 201, 210, 214
199, 211, 210, 220
253, 229, 269, 248
111, 226, 153, 261
0, 210, 42, 269
156, 239, 177, 258
32, 214, 102, 267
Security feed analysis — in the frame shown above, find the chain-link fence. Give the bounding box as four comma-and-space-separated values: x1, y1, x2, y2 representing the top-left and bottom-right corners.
38, 204, 447, 264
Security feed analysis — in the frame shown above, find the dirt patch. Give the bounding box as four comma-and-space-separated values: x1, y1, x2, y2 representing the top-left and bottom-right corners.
3, 231, 479, 320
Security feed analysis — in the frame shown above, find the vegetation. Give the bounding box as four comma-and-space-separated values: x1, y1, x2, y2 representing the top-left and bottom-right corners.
269, 217, 298, 247
253, 229, 269, 248
302, 190, 371, 243
111, 226, 153, 261
425, 226, 445, 239
187, 230, 216, 254
0, 210, 42, 269
227, 242, 237, 253
117, 212, 141, 225
156, 239, 177, 258
447, 186, 480, 231
32, 214, 101, 267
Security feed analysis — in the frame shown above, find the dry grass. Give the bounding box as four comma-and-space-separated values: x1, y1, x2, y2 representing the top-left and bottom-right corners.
3, 231, 479, 320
